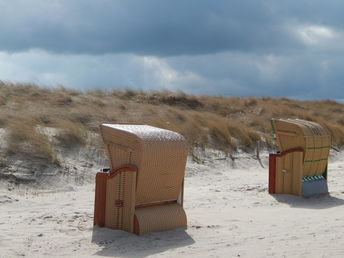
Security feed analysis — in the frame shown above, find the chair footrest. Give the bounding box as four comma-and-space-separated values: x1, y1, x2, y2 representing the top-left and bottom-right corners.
134, 203, 187, 235
302, 178, 328, 197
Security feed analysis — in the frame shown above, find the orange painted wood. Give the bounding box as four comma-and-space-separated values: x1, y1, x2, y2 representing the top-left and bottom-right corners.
94, 165, 137, 227
108, 165, 137, 178
269, 148, 304, 194
135, 200, 178, 209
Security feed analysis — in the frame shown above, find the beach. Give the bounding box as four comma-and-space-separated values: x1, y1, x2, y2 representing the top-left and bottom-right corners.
1, 150, 344, 257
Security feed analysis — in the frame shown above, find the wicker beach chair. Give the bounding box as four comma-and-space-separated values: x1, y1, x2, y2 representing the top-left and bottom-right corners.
94, 124, 188, 235
268, 118, 331, 196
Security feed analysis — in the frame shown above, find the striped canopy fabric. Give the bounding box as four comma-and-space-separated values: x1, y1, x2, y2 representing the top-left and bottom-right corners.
269, 119, 331, 196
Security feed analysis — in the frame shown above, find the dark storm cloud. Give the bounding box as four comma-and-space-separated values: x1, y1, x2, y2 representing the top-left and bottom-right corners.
1, 0, 344, 99
0, 0, 317, 56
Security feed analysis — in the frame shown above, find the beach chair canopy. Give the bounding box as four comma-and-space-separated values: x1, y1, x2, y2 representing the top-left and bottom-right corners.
271, 118, 331, 176
94, 124, 188, 234
269, 119, 331, 196
100, 124, 188, 204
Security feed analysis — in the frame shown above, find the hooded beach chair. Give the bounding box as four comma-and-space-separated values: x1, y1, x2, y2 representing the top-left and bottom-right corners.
94, 124, 188, 235
268, 118, 331, 197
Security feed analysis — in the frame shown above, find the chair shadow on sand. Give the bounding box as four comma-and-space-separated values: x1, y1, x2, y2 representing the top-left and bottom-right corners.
91, 227, 195, 257
272, 193, 344, 209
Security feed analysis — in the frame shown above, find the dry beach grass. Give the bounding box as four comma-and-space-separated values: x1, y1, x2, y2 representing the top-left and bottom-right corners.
0, 81, 344, 173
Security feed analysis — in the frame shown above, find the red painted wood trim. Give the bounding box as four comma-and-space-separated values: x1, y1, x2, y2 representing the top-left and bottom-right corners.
271, 148, 304, 158
268, 148, 304, 194
269, 154, 276, 194
133, 215, 140, 235
94, 172, 108, 226
135, 200, 178, 209
108, 165, 137, 178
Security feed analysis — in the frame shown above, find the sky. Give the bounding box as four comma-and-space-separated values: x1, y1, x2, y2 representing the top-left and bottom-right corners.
0, 0, 344, 99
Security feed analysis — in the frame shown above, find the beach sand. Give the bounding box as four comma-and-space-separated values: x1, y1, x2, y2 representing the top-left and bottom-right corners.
1, 151, 344, 257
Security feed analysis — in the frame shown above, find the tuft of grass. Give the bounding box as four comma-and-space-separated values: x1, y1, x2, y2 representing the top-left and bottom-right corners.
5, 118, 59, 164
54, 120, 87, 148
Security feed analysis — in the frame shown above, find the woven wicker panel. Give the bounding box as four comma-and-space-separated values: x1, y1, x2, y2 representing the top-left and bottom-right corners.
100, 124, 188, 204
288, 119, 317, 176
306, 120, 331, 175
134, 203, 187, 235
136, 142, 187, 204
275, 151, 303, 195
104, 170, 136, 232
100, 125, 141, 151
106, 144, 131, 171
272, 119, 330, 176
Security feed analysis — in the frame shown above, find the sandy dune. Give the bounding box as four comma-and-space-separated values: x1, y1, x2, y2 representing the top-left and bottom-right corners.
1, 151, 344, 257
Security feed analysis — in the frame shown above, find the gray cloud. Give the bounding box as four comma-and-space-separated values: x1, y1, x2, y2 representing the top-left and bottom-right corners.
1, 50, 343, 99
1, 1, 344, 99
0, 0, 315, 56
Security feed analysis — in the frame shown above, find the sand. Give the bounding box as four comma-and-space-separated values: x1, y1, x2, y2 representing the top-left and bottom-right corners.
1, 150, 344, 257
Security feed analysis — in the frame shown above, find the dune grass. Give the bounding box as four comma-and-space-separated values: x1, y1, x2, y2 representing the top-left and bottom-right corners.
0, 81, 344, 166
5, 117, 59, 164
